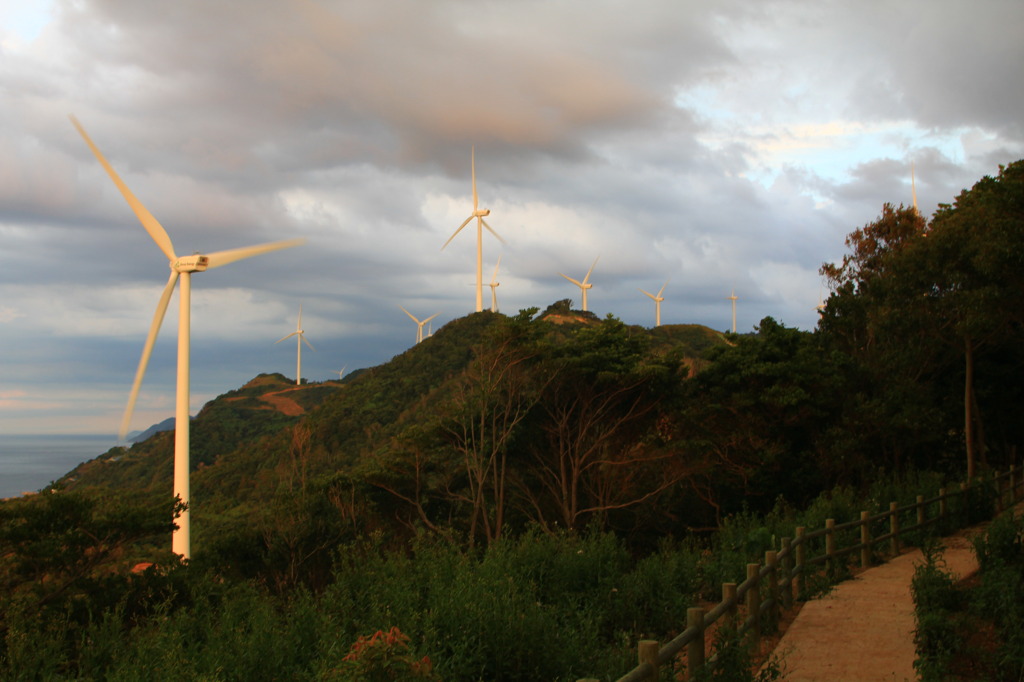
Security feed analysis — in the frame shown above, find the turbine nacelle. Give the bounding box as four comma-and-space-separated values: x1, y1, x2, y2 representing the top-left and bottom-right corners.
473, 208, 491, 218
172, 254, 210, 272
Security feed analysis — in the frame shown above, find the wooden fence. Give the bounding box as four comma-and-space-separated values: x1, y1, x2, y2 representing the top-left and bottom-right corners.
577, 465, 1023, 682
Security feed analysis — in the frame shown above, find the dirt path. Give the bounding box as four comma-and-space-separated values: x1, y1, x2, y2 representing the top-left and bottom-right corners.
258, 388, 306, 416
762, 510, 1015, 681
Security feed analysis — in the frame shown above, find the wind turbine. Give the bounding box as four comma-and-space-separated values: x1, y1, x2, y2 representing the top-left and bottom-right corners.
487, 256, 502, 313
336, 366, 347, 380
276, 304, 314, 386
399, 306, 439, 344
560, 257, 599, 312
639, 280, 669, 327
728, 289, 738, 333
442, 147, 504, 312
71, 116, 304, 560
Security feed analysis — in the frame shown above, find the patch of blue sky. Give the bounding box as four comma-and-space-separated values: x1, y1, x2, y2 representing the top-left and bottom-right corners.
0, 0, 54, 50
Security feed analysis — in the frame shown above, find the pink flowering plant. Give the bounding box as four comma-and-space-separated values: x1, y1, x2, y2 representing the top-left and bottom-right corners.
324, 626, 439, 681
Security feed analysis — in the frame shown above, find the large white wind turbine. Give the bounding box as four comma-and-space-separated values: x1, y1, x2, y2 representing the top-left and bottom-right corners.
488, 256, 502, 313
560, 257, 599, 312
639, 280, 669, 327
442, 147, 504, 312
728, 289, 738, 333
399, 305, 440, 344
276, 304, 314, 386
71, 116, 304, 560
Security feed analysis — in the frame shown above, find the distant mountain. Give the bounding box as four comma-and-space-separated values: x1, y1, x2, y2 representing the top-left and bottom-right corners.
128, 417, 177, 443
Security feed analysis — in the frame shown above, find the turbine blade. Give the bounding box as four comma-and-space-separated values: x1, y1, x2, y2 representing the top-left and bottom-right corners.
658, 280, 669, 297
491, 254, 502, 282
398, 305, 421, 324
297, 303, 303, 328
70, 115, 177, 262
560, 273, 582, 286
441, 216, 474, 250
119, 271, 179, 439
423, 313, 440, 325
276, 332, 298, 344
302, 334, 315, 351
480, 218, 505, 244
583, 256, 599, 284
206, 238, 305, 269
639, 288, 656, 301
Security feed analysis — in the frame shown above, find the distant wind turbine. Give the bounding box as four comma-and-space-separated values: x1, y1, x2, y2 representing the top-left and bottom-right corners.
399, 306, 439, 344
71, 116, 304, 559
488, 256, 502, 313
560, 257, 599, 312
639, 280, 669, 327
442, 147, 504, 312
276, 304, 314, 386
337, 366, 346, 380
728, 289, 738, 333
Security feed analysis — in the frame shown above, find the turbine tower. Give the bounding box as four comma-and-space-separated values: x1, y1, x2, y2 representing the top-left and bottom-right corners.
442, 147, 504, 312
560, 257, 599, 312
71, 116, 303, 559
639, 280, 669, 327
488, 256, 502, 313
276, 304, 314, 386
399, 306, 439, 344
728, 289, 738, 333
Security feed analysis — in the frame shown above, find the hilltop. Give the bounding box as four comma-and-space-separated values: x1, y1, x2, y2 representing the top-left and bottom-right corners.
57, 307, 731, 548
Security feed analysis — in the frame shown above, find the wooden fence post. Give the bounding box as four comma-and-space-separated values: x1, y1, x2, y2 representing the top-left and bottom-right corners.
765, 550, 779, 629
794, 527, 806, 599
890, 501, 900, 556
686, 607, 705, 680
780, 537, 793, 609
745, 563, 761, 651
638, 640, 659, 680
825, 518, 836, 558
860, 511, 871, 568
723, 582, 737, 630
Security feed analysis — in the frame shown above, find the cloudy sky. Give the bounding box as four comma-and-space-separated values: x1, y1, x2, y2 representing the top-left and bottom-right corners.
1, 0, 1022, 436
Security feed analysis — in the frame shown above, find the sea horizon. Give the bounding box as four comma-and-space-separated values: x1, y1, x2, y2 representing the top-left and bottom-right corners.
0, 433, 120, 499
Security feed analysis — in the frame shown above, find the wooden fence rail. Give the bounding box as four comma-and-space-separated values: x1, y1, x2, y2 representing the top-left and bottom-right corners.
576, 465, 1023, 682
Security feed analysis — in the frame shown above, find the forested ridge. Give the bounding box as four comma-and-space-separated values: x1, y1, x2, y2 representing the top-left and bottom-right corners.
2, 161, 1022, 680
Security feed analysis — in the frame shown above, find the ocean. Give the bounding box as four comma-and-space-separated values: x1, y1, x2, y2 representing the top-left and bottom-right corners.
0, 434, 118, 499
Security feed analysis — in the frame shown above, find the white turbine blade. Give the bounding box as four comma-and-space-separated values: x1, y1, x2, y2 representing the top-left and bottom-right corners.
583, 257, 599, 284
119, 271, 179, 439
423, 313, 440, 325
206, 238, 305, 269
70, 115, 177, 262
297, 303, 303, 329
657, 280, 669, 297
398, 305, 421, 324
560, 273, 582, 287
301, 334, 315, 351
276, 331, 299, 344
441, 216, 474, 250
490, 255, 502, 283
639, 288, 657, 301
480, 218, 506, 244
